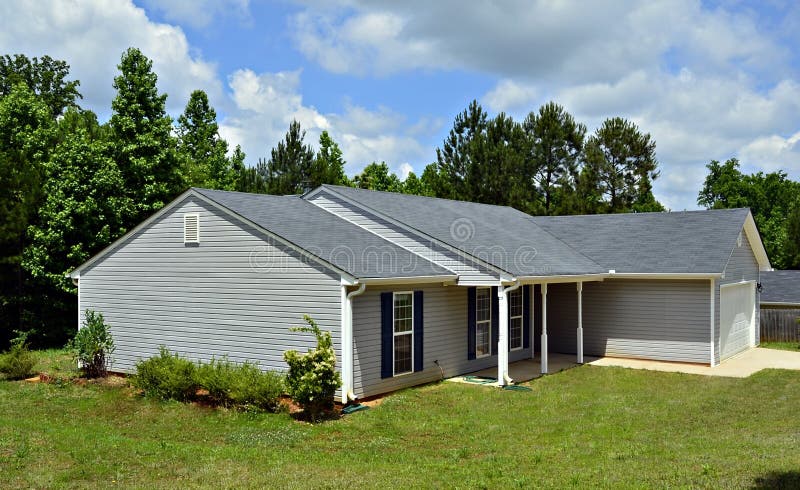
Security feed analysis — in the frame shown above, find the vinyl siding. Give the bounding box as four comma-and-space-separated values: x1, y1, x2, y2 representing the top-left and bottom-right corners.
715, 229, 760, 364
540, 279, 711, 363
79, 196, 342, 373
351, 284, 531, 398
308, 191, 500, 285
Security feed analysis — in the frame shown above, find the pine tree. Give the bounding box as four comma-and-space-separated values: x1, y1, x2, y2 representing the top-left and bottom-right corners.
109, 47, 183, 223
262, 120, 316, 195
177, 90, 236, 190
313, 131, 348, 186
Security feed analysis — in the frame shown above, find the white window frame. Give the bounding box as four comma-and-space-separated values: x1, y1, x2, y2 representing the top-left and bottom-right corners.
475, 287, 492, 359
509, 288, 523, 351
392, 291, 414, 377
184, 213, 200, 244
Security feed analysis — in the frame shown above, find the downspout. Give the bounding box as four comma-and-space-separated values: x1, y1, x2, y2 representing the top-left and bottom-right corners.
498, 279, 522, 385
344, 282, 366, 402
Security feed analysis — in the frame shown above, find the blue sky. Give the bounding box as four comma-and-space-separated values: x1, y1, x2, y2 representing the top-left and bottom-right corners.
1, 0, 799, 210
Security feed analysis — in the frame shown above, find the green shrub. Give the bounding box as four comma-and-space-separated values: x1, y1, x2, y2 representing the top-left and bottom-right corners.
284, 315, 341, 421
68, 310, 115, 378
0, 332, 36, 380
131, 347, 198, 401
195, 357, 283, 411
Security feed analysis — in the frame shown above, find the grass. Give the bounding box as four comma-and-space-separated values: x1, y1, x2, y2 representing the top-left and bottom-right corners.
2, 351, 800, 488
760, 341, 800, 352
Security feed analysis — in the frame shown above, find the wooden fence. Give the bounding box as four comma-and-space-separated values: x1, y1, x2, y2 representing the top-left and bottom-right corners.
760, 308, 800, 343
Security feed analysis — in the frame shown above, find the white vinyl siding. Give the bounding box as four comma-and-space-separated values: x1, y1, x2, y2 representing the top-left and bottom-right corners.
393, 292, 413, 376
509, 288, 523, 350
475, 287, 491, 358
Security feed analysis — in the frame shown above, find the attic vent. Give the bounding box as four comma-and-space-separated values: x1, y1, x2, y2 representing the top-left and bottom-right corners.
737, 232, 743, 248
184, 213, 200, 244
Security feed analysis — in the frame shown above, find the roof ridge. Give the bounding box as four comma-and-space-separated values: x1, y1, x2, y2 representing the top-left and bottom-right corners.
321, 184, 522, 212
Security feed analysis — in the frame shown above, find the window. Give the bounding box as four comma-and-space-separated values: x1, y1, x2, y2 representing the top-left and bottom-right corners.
509, 288, 523, 350
476, 287, 491, 357
184, 213, 200, 243
393, 292, 413, 375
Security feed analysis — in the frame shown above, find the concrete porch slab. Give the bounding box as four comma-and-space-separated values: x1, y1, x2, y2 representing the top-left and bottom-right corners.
448, 352, 594, 385
589, 347, 800, 378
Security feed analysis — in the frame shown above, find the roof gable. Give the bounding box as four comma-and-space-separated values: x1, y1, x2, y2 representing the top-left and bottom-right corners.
760, 270, 800, 305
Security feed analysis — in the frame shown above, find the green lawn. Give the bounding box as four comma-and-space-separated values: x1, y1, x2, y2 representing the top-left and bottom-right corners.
2, 352, 800, 488
760, 341, 800, 352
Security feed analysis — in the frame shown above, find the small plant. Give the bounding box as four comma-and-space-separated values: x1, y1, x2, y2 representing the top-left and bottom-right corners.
195, 357, 283, 411
131, 347, 198, 401
284, 315, 341, 421
68, 310, 115, 378
0, 331, 36, 380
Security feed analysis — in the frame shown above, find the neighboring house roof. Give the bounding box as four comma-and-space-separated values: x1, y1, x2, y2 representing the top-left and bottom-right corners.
315, 185, 607, 278
193, 188, 456, 281
529, 208, 760, 275
760, 270, 800, 305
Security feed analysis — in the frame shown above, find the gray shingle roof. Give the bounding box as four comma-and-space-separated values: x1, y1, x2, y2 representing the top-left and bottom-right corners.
760, 270, 800, 305
322, 185, 751, 276
194, 188, 455, 280
529, 208, 751, 274
319, 185, 607, 277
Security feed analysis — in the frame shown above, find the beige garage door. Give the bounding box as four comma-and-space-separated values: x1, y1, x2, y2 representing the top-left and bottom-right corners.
720, 282, 755, 361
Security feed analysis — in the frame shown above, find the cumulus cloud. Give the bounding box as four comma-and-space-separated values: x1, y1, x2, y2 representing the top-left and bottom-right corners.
218, 69, 428, 177
0, 0, 221, 117
739, 132, 800, 177
483, 79, 538, 113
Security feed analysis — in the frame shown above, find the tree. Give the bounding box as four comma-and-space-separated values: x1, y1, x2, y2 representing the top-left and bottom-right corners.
433, 100, 489, 200
261, 120, 316, 195
110, 47, 183, 223
0, 83, 55, 347
23, 108, 130, 344
353, 162, 403, 192
312, 131, 348, 187
523, 102, 586, 215
584, 117, 662, 212
697, 158, 800, 269
402, 171, 433, 196
177, 90, 236, 190
0, 54, 82, 117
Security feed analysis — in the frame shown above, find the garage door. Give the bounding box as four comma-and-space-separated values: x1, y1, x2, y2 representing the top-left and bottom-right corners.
720, 282, 755, 361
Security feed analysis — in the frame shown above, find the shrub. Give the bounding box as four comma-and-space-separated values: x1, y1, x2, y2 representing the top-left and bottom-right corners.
68, 310, 115, 378
195, 357, 283, 411
131, 347, 197, 401
0, 331, 36, 380
284, 315, 341, 421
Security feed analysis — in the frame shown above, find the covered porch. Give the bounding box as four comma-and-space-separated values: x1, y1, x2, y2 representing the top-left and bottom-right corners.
449, 352, 597, 385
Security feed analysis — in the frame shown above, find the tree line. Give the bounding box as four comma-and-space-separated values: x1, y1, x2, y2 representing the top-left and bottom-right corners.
1, 48, 799, 349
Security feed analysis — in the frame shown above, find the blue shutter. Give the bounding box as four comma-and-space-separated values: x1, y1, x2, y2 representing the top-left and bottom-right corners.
413, 290, 423, 372
380, 292, 393, 379
467, 287, 476, 360
522, 285, 531, 349
491, 286, 499, 355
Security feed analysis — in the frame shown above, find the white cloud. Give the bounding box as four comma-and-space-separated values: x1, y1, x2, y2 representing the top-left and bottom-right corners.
140, 0, 251, 29
398, 162, 414, 180
739, 132, 800, 177
0, 0, 221, 117
218, 68, 428, 177
483, 79, 537, 113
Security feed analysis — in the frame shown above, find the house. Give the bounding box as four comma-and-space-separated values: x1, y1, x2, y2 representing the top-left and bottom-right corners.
759, 270, 800, 342
68, 185, 772, 401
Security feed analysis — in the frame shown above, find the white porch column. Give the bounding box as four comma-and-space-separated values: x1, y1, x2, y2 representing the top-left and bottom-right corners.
530, 285, 536, 361
541, 283, 548, 375
497, 287, 509, 386
577, 282, 584, 364
340, 285, 349, 403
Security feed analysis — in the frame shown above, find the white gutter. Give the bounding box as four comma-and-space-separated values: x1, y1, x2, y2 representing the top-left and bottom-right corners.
358, 275, 458, 286
605, 272, 722, 279
498, 279, 521, 386
342, 282, 366, 402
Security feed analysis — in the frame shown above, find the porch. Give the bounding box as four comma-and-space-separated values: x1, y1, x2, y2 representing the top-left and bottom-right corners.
449, 352, 598, 385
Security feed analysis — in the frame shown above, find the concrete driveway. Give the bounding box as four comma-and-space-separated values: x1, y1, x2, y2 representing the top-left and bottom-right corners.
589, 347, 800, 378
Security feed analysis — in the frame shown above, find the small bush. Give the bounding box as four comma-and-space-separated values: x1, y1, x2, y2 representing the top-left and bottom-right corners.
131, 347, 198, 402
132, 348, 284, 411
284, 315, 341, 421
0, 332, 36, 380
195, 358, 283, 411
69, 310, 115, 378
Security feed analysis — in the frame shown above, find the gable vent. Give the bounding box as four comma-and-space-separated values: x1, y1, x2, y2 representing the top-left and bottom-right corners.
184, 213, 200, 244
